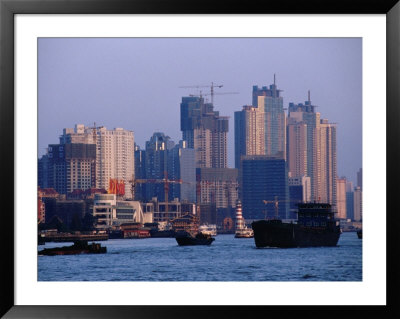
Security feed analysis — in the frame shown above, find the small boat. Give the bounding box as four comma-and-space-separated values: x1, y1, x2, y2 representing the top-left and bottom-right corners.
38, 240, 107, 256
357, 229, 362, 239
198, 224, 217, 236
175, 231, 215, 246
235, 228, 254, 238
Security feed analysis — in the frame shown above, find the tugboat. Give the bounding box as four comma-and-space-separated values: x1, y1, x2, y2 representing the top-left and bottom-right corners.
252, 203, 341, 248
234, 201, 254, 238
38, 240, 107, 256
175, 231, 215, 246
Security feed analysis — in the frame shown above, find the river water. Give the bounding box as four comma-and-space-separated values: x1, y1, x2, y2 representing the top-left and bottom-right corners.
38, 231, 362, 281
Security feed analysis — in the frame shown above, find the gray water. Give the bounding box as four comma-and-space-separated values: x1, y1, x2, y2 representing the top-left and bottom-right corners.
38, 232, 362, 281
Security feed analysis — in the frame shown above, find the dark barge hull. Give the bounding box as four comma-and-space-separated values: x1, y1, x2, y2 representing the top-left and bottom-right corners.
175, 232, 215, 246
38, 241, 107, 256
175, 237, 215, 246
252, 220, 340, 248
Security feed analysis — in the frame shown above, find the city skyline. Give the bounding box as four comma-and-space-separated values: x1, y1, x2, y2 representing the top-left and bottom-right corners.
38, 37, 362, 184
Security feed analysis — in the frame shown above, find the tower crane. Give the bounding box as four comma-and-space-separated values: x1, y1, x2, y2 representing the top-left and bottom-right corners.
188, 91, 239, 104
130, 173, 184, 222
179, 82, 224, 105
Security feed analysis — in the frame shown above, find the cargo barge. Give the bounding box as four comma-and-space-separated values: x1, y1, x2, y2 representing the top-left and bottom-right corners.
252, 203, 340, 248
38, 240, 107, 256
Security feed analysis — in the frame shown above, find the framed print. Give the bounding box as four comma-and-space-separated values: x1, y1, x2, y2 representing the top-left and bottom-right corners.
1, 0, 399, 318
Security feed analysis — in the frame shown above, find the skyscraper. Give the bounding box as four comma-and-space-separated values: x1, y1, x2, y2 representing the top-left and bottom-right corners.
253, 77, 286, 159
46, 143, 96, 195
180, 96, 228, 168
318, 119, 337, 206
168, 140, 196, 203
353, 186, 362, 221
92, 126, 135, 199
336, 177, 347, 219
241, 155, 289, 220
234, 105, 265, 169
143, 132, 173, 202
287, 118, 308, 178
287, 95, 337, 207
287, 96, 319, 200
63, 124, 135, 199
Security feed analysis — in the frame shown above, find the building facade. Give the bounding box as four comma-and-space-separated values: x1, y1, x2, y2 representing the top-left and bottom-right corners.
287, 97, 337, 208
336, 177, 347, 219
353, 186, 362, 221
180, 96, 228, 168
241, 155, 289, 220
196, 168, 238, 209
234, 105, 265, 169
168, 140, 196, 203
46, 143, 96, 195
56, 124, 135, 199
92, 126, 135, 199
253, 79, 286, 159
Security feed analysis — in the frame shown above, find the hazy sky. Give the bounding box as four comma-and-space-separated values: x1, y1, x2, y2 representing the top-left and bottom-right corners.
38, 37, 362, 184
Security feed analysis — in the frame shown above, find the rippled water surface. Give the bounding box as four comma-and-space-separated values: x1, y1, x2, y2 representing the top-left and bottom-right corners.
38, 232, 362, 281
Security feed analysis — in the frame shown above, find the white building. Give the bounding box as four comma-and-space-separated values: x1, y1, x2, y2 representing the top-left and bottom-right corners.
93, 126, 135, 199
92, 194, 152, 229
63, 124, 135, 199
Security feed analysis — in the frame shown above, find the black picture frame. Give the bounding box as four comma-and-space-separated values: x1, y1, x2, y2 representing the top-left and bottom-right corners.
1, 0, 399, 318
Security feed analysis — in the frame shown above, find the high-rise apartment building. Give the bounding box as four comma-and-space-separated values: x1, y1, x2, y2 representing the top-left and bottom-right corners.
287, 96, 337, 208
354, 186, 362, 221
234, 105, 265, 169
241, 155, 289, 220
253, 78, 286, 159
288, 97, 319, 200
143, 132, 173, 202
168, 141, 196, 203
60, 124, 135, 199
287, 118, 308, 178
92, 126, 134, 199
46, 143, 96, 195
318, 119, 337, 206
336, 177, 347, 219
180, 96, 228, 168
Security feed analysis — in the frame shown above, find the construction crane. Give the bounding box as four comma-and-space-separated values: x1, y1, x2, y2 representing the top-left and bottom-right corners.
263, 196, 301, 220
130, 173, 183, 222
188, 91, 239, 104
179, 82, 223, 105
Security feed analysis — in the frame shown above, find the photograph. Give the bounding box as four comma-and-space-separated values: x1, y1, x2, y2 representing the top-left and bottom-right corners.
37, 37, 363, 282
